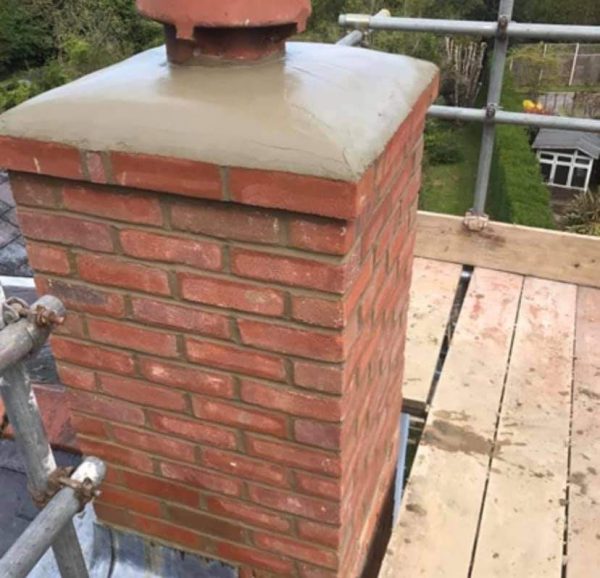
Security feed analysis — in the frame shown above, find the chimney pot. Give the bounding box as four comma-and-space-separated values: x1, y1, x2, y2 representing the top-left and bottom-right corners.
136, 0, 312, 63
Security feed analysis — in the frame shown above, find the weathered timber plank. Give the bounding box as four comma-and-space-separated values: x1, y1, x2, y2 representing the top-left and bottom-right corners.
415, 212, 600, 289
403, 257, 462, 408
472, 277, 577, 577
567, 287, 600, 576
380, 268, 523, 577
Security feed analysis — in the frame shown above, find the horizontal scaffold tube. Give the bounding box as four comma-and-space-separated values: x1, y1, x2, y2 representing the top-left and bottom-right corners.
428, 105, 600, 133
339, 14, 600, 42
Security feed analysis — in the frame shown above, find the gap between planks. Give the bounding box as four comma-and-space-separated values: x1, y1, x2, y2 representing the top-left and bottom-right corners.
380, 267, 523, 577
403, 257, 463, 413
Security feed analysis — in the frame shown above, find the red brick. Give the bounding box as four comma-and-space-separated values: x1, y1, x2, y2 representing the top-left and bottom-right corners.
9, 174, 61, 208
206, 496, 291, 533
0, 137, 83, 179
168, 505, 245, 542
253, 533, 337, 569
88, 318, 178, 357
361, 198, 392, 260
231, 248, 345, 293
94, 502, 131, 528
55, 311, 86, 339
201, 447, 288, 487
299, 564, 337, 578
238, 320, 344, 362
111, 152, 222, 200
293, 361, 344, 395
26, 242, 70, 275
120, 230, 222, 271
99, 374, 186, 412
241, 381, 341, 422
375, 119, 411, 193
139, 358, 235, 398
294, 472, 340, 501
345, 256, 374, 316
68, 390, 145, 426
291, 296, 344, 329
192, 397, 286, 438
18, 209, 113, 252
297, 520, 340, 549
101, 485, 162, 517
171, 200, 282, 244
70, 413, 108, 438
247, 437, 340, 477
148, 412, 237, 450
229, 168, 364, 220
248, 485, 340, 524
77, 253, 170, 295
288, 217, 355, 256
83, 151, 108, 184
186, 339, 286, 382
36, 278, 125, 318
57, 362, 96, 391
160, 462, 242, 496
132, 297, 231, 340
63, 185, 163, 225
129, 513, 204, 551
78, 437, 154, 473
120, 470, 199, 507
216, 543, 293, 575
179, 274, 285, 317
294, 420, 341, 451
52, 338, 135, 375
112, 424, 195, 462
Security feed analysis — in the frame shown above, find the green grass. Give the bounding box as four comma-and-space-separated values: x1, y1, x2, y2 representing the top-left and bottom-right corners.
420, 122, 482, 216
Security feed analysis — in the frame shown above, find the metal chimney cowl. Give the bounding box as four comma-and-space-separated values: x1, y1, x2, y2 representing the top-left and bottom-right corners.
136, 0, 312, 63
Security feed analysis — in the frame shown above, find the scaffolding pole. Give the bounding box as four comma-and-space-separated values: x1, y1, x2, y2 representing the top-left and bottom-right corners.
472, 0, 514, 217
0, 295, 104, 578
0, 458, 106, 578
339, 14, 600, 42
339, 3, 600, 227
428, 105, 600, 133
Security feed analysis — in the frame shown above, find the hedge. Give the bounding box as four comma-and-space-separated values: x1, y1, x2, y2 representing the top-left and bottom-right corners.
487, 74, 555, 229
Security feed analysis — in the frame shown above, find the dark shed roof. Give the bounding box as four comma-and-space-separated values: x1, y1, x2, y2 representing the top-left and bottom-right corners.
532, 129, 600, 159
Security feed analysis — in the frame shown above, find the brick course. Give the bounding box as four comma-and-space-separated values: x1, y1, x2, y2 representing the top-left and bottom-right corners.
5, 76, 435, 577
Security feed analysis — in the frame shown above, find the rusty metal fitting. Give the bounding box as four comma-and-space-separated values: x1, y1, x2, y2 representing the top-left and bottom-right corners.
31, 305, 65, 329
2, 297, 29, 325
136, 0, 312, 64
29, 466, 101, 512
1, 298, 65, 329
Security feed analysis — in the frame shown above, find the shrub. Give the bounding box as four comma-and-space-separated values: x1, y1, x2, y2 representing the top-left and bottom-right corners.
563, 190, 600, 236
487, 73, 555, 228
0, 0, 56, 76
425, 121, 464, 165
0, 79, 39, 111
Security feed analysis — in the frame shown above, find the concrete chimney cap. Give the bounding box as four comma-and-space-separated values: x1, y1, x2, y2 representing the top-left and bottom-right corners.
136, 0, 313, 40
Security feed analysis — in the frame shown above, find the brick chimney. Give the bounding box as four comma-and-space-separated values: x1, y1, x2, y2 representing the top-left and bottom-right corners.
0, 1, 438, 575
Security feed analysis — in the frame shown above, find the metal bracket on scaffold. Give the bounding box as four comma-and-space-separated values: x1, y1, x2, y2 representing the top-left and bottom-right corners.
0, 295, 106, 578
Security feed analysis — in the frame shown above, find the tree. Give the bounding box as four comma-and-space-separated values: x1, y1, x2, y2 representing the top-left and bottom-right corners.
0, 0, 56, 76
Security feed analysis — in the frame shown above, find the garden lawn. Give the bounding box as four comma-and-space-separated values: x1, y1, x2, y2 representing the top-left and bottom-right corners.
420, 122, 483, 216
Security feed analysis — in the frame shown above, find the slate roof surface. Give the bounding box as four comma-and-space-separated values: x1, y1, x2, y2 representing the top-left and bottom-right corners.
0, 172, 32, 277
532, 129, 600, 159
